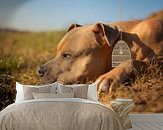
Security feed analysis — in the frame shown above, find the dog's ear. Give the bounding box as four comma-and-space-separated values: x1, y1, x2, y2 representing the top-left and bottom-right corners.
67, 23, 82, 32
92, 23, 120, 47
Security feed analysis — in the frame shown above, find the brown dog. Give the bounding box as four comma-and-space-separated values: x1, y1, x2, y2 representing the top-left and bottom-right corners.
38, 18, 163, 94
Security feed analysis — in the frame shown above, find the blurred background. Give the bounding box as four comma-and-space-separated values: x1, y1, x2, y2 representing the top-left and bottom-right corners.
1, 0, 163, 31
0, 0, 163, 112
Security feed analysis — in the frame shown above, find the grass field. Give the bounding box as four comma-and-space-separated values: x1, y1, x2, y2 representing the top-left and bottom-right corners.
0, 30, 65, 110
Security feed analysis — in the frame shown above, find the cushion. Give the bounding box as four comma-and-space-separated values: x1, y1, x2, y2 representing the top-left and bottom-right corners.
58, 83, 88, 99
32, 93, 74, 99
15, 82, 58, 103
87, 82, 98, 102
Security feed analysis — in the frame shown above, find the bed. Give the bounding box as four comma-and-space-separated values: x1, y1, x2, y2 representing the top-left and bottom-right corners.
0, 98, 126, 130
0, 82, 133, 130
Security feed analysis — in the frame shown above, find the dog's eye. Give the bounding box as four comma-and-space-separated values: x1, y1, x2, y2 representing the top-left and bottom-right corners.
62, 53, 72, 59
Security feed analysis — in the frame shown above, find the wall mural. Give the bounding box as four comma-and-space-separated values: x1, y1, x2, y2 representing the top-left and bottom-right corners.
0, 0, 163, 114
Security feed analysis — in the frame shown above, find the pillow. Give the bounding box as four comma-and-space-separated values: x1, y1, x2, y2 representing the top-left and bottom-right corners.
58, 83, 88, 99
32, 92, 74, 99
15, 82, 58, 103
50, 83, 59, 93
87, 82, 98, 102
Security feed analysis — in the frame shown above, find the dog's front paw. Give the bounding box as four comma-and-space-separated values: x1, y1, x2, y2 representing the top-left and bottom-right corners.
96, 75, 120, 96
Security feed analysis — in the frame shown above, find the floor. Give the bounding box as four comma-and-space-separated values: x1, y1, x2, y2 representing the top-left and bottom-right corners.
128, 114, 163, 130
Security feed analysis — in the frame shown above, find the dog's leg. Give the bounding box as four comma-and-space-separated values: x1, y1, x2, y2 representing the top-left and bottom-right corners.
96, 60, 147, 95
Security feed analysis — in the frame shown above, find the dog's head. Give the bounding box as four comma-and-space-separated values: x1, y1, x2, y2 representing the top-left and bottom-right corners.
38, 23, 120, 84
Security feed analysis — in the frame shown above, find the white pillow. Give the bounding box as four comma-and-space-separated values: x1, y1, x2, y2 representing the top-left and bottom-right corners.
15, 82, 58, 103
87, 82, 98, 102
50, 83, 59, 93
32, 93, 74, 99
58, 83, 88, 99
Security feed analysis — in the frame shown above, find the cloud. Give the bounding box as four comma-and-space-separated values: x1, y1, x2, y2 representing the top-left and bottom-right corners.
0, 0, 30, 28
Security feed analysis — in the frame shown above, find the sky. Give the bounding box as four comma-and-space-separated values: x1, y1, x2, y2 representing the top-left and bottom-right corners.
0, 0, 163, 31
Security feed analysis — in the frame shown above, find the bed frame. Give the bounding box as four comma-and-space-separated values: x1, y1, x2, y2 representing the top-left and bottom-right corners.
128, 114, 163, 130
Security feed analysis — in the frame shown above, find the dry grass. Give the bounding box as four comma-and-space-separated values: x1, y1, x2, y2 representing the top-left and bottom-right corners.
100, 56, 163, 113
147, 9, 163, 20
0, 30, 65, 110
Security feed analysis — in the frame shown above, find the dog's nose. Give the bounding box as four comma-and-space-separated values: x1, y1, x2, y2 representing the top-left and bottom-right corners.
38, 66, 47, 77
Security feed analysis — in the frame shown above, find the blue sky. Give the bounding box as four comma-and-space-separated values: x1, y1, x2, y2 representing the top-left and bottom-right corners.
0, 0, 163, 31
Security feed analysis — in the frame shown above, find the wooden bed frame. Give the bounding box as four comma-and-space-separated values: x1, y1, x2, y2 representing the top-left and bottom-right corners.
128, 114, 163, 130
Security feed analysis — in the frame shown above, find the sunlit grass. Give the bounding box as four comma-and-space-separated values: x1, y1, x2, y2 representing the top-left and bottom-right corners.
100, 56, 163, 113
0, 30, 65, 110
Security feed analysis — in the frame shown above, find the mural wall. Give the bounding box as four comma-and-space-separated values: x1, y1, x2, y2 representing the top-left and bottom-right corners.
0, 0, 163, 113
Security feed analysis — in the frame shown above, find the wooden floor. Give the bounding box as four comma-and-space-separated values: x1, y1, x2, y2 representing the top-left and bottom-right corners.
128, 114, 163, 130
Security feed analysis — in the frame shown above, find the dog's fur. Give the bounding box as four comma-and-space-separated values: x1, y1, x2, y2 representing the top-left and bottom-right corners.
39, 18, 163, 95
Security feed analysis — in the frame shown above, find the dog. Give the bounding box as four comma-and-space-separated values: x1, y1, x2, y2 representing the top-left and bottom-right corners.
38, 18, 163, 95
